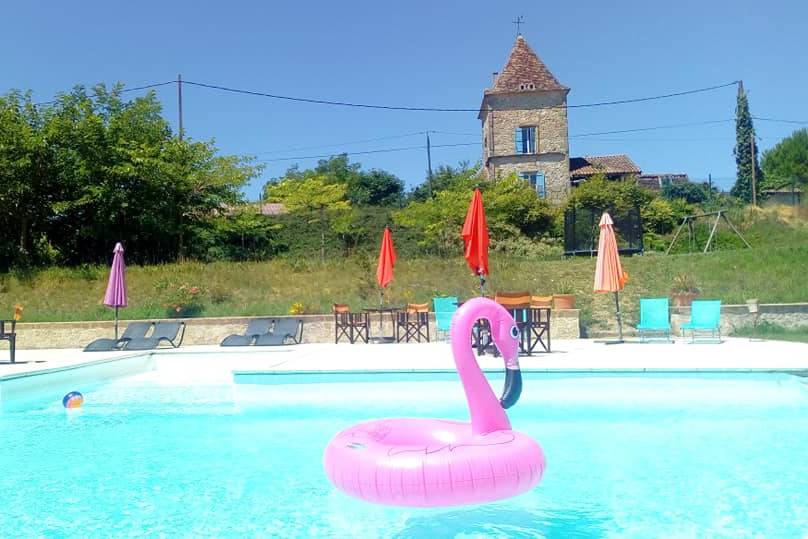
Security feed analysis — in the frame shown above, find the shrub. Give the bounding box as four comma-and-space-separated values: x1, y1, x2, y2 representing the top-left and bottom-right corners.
155, 279, 207, 317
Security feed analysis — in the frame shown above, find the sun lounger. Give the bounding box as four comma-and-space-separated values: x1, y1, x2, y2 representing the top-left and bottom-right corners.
124, 321, 186, 350
220, 318, 274, 346
636, 298, 672, 342
255, 318, 303, 346
680, 300, 722, 343
83, 322, 152, 352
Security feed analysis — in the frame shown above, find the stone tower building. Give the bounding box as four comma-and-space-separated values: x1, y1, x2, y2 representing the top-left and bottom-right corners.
479, 35, 570, 202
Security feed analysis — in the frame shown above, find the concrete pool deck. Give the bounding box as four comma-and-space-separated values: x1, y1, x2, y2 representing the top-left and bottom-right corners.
2, 337, 808, 382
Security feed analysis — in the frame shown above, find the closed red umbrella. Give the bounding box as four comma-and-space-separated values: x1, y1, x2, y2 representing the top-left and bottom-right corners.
462, 188, 489, 295
376, 226, 396, 306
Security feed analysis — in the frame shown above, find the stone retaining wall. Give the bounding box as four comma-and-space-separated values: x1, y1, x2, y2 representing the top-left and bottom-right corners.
671, 302, 808, 335
2, 309, 581, 350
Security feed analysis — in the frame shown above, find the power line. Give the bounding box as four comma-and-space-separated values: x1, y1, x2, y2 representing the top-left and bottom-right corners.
753, 116, 808, 125
254, 131, 425, 156
257, 142, 478, 163
33, 80, 175, 106
183, 79, 740, 112
570, 119, 734, 138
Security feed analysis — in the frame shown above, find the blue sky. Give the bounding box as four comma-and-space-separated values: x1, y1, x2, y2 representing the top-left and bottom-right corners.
2, 0, 806, 198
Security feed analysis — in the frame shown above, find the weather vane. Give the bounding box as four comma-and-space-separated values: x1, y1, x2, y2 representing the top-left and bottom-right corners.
512, 15, 525, 36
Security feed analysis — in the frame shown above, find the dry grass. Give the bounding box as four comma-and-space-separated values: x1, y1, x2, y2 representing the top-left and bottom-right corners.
2, 209, 807, 332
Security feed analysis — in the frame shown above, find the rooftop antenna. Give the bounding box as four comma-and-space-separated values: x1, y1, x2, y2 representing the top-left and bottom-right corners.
512, 15, 525, 36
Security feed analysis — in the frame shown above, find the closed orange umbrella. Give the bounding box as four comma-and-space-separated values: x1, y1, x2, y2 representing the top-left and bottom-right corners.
462, 188, 489, 295
594, 212, 629, 341
376, 226, 396, 306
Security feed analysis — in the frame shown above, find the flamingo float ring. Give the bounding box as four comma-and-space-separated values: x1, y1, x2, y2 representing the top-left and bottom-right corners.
323, 297, 546, 507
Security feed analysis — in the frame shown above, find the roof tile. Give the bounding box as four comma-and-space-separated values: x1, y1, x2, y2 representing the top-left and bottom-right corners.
487, 35, 567, 94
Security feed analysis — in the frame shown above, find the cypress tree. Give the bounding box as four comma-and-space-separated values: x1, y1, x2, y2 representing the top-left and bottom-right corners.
732, 83, 763, 202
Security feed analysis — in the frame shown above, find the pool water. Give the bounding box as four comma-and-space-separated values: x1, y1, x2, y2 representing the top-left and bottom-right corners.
2, 370, 808, 537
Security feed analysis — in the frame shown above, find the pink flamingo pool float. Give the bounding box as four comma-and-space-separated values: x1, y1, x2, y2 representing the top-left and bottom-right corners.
323, 297, 546, 507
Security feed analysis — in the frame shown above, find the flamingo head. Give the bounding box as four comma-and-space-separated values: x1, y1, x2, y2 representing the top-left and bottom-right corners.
490, 307, 521, 366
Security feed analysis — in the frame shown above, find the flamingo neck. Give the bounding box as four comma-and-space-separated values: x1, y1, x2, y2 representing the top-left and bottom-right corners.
450, 303, 512, 435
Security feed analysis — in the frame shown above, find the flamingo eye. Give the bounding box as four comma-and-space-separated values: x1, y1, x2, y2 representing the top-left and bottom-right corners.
509, 325, 520, 339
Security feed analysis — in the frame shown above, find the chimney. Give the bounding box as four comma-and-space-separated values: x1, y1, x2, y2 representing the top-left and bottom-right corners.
492, 72, 499, 85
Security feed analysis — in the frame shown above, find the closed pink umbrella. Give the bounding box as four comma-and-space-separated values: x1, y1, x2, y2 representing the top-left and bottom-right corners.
594, 213, 628, 342
103, 242, 128, 339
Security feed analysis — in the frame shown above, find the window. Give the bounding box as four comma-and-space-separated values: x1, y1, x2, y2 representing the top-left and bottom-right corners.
520, 171, 546, 198
514, 126, 537, 154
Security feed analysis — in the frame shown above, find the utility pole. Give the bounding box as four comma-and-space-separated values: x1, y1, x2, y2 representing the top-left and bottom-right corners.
426, 131, 434, 198
177, 73, 184, 141
750, 133, 757, 206
708, 173, 712, 191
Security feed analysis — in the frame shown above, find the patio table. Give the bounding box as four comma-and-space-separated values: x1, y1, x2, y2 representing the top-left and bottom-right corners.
362, 306, 402, 343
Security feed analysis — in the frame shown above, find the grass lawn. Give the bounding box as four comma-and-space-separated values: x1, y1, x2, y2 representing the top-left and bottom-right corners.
1, 210, 807, 332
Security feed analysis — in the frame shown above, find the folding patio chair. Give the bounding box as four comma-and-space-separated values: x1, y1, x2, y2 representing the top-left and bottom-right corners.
432, 296, 458, 341
333, 304, 369, 344
395, 303, 430, 343
680, 300, 722, 343
636, 298, 672, 342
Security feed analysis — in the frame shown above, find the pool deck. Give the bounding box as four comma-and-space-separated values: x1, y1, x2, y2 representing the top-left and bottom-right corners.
2, 337, 808, 381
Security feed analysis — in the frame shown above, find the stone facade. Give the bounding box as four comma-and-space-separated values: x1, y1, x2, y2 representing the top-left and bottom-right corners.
480, 91, 570, 203
0, 310, 581, 350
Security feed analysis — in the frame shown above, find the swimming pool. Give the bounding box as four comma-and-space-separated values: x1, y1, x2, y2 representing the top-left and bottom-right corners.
1, 366, 807, 537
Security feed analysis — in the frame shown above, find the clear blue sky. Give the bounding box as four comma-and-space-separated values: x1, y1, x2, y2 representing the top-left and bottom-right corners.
3, 0, 806, 198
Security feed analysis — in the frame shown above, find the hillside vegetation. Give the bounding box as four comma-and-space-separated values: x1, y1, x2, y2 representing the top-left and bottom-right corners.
2, 207, 806, 333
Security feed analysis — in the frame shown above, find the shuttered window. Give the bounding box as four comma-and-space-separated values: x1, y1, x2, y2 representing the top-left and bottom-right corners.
514, 126, 536, 154
519, 171, 546, 198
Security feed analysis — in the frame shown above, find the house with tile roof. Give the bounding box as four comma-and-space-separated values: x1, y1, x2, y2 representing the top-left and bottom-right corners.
480, 35, 643, 202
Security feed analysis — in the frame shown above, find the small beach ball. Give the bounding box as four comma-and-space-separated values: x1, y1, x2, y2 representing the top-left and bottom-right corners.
62, 391, 84, 409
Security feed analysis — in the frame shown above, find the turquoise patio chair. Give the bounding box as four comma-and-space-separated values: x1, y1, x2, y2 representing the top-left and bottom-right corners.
433, 296, 459, 341
679, 300, 722, 343
636, 298, 672, 342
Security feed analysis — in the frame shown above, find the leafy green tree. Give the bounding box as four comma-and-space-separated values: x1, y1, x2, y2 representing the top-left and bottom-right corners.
409, 162, 476, 201
661, 181, 717, 205
0, 83, 258, 268
395, 173, 555, 255
264, 175, 350, 260
732, 85, 763, 202
761, 129, 808, 190
565, 174, 654, 213
264, 154, 404, 207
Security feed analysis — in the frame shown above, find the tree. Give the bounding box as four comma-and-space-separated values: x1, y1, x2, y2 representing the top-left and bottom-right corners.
0, 83, 259, 268
263, 154, 404, 207
731, 84, 763, 203
661, 181, 717, 204
761, 128, 808, 190
395, 173, 556, 255
409, 162, 476, 201
264, 176, 350, 260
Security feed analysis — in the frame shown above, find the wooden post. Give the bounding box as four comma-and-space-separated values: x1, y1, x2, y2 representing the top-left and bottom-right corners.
704, 212, 721, 253
426, 132, 433, 198
177, 74, 184, 141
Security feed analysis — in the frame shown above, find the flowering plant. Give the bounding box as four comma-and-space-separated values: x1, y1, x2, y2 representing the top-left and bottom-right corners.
289, 302, 307, 315
156, 281, 207, 317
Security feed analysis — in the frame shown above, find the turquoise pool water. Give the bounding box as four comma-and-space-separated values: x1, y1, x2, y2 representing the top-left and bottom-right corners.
2, 370, 808, 537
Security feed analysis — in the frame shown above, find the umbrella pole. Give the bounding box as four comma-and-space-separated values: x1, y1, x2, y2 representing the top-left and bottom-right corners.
379, 288, 384, 308
614, 291, 623, 341
479, 273, 485, 297
114, 306, 119, 340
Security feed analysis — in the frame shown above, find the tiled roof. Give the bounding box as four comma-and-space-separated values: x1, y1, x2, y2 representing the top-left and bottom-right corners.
569, 155, 641, 178
486, 35, 567, 94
